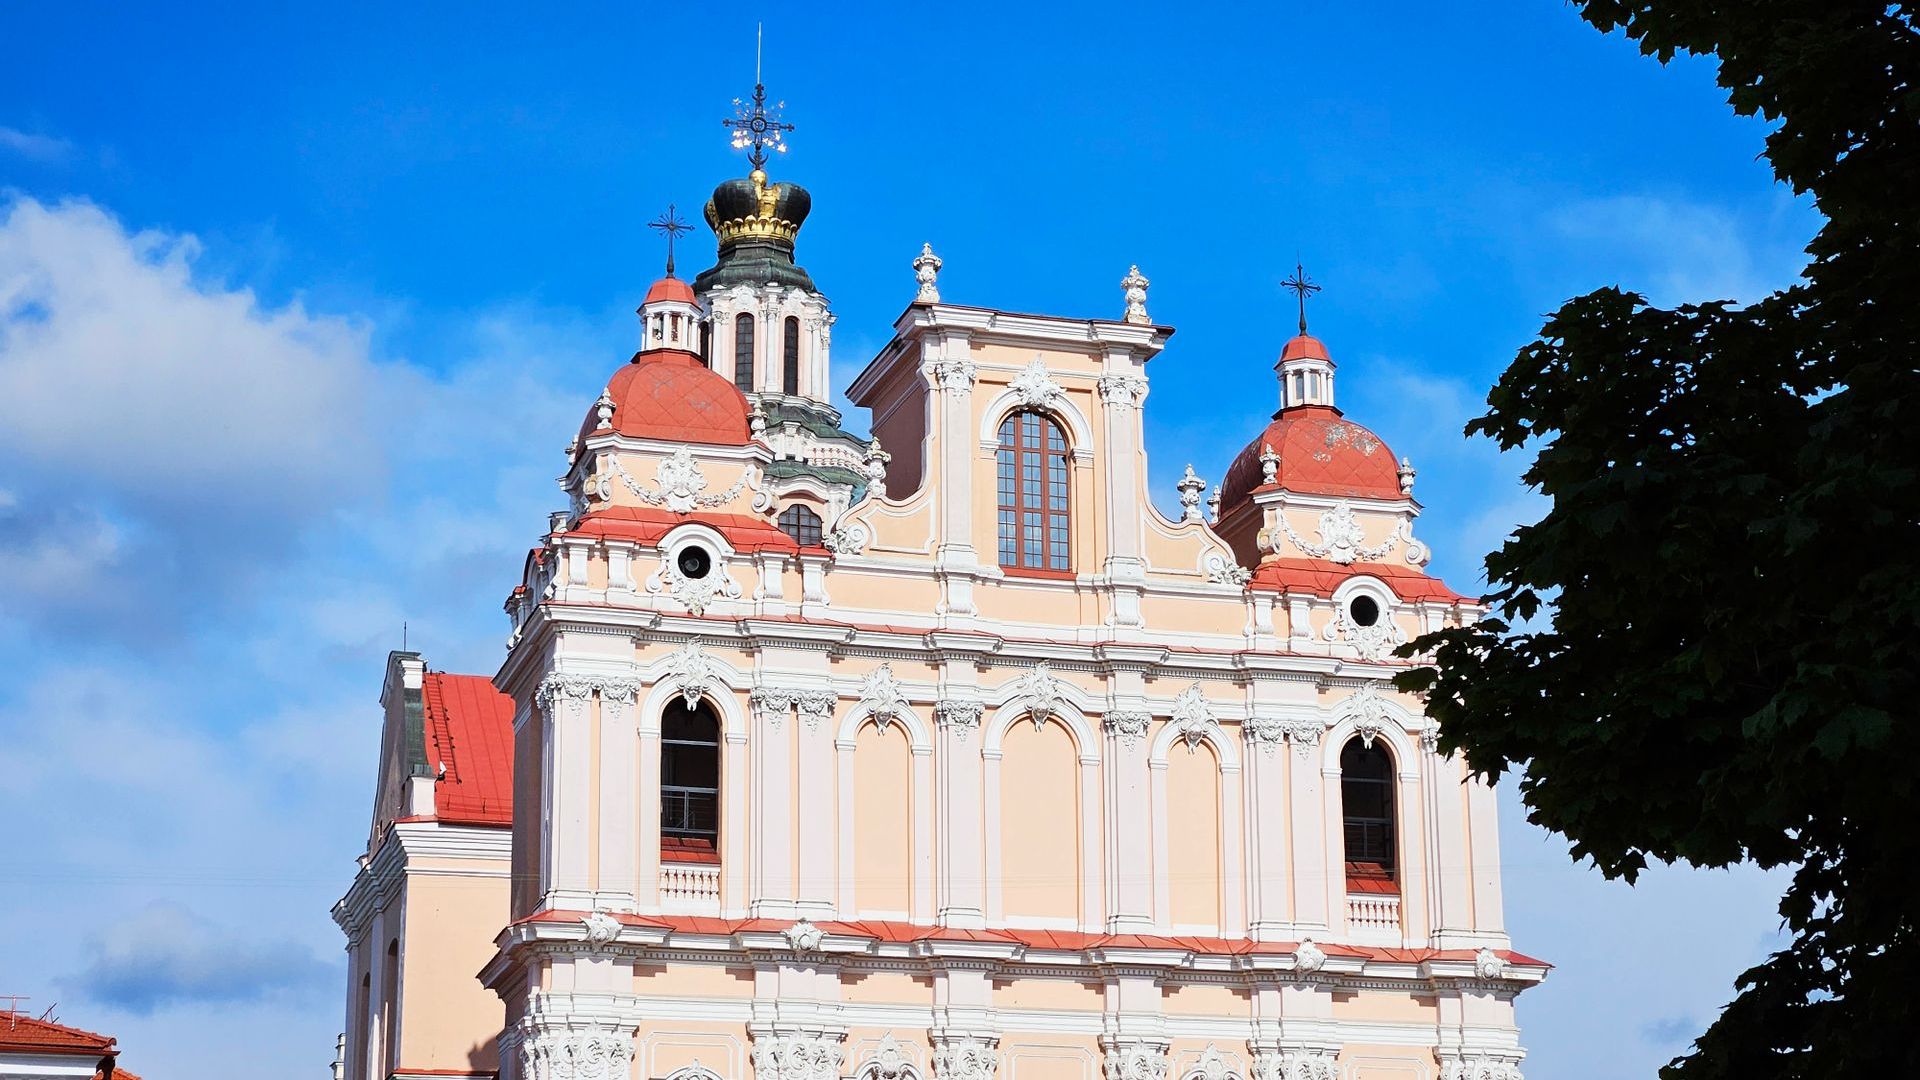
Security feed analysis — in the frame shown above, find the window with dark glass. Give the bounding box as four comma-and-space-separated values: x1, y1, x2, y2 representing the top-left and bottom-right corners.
733, 313, 755, 392
996, 411, 1071, 571
661, 701, 721, 851
778, 504, 824, 546
1340, 737, 1397, 888
699, 319, 712, 367
782, 316, 801, 395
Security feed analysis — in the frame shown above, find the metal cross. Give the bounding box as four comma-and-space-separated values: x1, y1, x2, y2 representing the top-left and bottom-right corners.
1281, 261, 1322, 335
648, 204, 692, 276
723, 82, 794, 171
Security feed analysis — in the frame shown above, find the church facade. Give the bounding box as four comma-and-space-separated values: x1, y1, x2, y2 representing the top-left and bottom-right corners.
334, 88, 1542, 1080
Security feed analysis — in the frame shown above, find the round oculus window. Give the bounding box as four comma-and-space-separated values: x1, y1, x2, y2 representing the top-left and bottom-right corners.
676, 545, 713, 580
1348, 594, 1382, 627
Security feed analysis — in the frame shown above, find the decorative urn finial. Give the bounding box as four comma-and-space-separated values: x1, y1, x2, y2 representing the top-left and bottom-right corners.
1398, 456, 1416, 495
1121, 264, 1150, 324
1177, 465, 1208, 523
913, 243, 943, 303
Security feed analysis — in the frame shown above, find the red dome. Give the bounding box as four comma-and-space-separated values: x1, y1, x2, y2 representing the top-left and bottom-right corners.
1280, 334, 1332, 362
1217, 405, 1406, 513
579, 349, 752, 446
643, 276, 698, 305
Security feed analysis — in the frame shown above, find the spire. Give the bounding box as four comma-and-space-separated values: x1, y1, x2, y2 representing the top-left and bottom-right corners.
1281, 261, 1321, 335
722, 33, 794, 174
1275, 264, 1335, 411
648, 204, 692, 278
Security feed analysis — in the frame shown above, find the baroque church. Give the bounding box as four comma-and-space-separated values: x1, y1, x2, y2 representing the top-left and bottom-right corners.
333, 84, 1542, 1080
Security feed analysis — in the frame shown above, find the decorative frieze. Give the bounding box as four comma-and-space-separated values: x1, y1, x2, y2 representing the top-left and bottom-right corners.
1278, 500, 1396, 565
1242, 714, 1324, 757
1249, 1048, 1337, 1080
752, 1034, 845, 1080
752, 687, 795, 730
616, 446, 753, 515
1103, 709, 1152, 747
932, 1035, 998, 1080
1101, 1041, 1170, 1080
934, 699, 984, 740
1437, 1054, 1524, 1080
517, 1023, 634, 1080
795, 690, 837, 732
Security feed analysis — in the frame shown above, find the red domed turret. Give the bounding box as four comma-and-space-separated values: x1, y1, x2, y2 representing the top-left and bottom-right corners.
1216, 405, 1406, 510
643, 275, 698, 306
579, 350, 753, 447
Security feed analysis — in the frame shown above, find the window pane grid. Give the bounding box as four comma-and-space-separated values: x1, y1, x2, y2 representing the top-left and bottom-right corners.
996, 410, 1070, 572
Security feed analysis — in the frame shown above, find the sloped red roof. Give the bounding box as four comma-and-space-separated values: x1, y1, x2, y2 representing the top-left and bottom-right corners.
1248, 557, 1469, 604
0, 1013, 136, 1076
421, 672, 514, 826
1218, 404, 1408, 512
562, 505, 803, 554
578, 350, 752, 446
643, 275, 698, 305
1280, 333, 1332, 362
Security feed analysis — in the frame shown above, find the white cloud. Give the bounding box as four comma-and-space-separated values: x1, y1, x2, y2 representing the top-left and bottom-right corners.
0, 126, 74, 163
1543, 193, 1809, 306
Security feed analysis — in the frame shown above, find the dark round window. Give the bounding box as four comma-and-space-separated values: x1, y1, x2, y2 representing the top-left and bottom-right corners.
676, 545, 713, 580
1349, 594, 1381, 627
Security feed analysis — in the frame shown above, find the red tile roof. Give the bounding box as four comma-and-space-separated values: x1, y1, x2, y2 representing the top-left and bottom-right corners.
0, 1012, 136, 1077
1247, 557, 1469, 604
518, 911, 1548, 968
421, 672, 514, 826
562, 505, 801, 554
1218, 404, 1409, 511
579, 350, 752, 446
643, 275, 698, 305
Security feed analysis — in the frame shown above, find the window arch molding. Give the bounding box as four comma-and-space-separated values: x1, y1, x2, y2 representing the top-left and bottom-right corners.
833, 696, 933, 752
663, 1065, 727, 1080
635, 651, 748, 740
975, 390, 1094, 452
1319, 690, 1422, 779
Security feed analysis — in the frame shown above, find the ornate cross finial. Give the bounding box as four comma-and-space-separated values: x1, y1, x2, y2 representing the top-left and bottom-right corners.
1281, 260, 1322, 335
648, 204, 692, 277
724, 33, 794, 172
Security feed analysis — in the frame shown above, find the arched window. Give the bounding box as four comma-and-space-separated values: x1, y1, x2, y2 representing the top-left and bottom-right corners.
733, 313, 756, 392
1340, 737, 1397, 890
782, 315, 801, 395
996, 410, 1071, 571
778, 504, 823, 546
699, 319, 712, 367
661, 699, 721, 857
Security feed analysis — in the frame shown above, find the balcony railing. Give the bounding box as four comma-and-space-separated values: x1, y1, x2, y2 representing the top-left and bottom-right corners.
660, 860, 721, 916
1346, 892, 1402, 942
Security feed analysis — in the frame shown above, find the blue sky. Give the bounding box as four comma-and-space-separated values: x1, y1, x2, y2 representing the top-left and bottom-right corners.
0, 3, 1814, 1077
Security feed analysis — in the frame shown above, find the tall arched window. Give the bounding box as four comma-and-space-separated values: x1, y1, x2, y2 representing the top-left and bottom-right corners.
996, 411, 1071, 571
733, 313, 756, 392
1340, 737, 1397, 890
661, 699, 721, 857
699, 318, 712, 367
778, 504, 823, 546
782, 316, 801, 395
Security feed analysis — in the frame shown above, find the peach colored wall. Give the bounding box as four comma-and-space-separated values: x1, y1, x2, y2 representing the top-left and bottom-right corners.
854, 719, 914, 916
1332, 990, 1440, 1024
1165, 741, 1223, 931
999, 719, 1081, 923
634, 962, 754, 997
1339, 1045, 1430, 1079
840, 969, 934, 1005
636, 1020, 753, 1080
1001, 1037, 1099, 1080
1162, 982, 1251, 1016
398, 870, 508, 1073
992, 977, 1104, 1012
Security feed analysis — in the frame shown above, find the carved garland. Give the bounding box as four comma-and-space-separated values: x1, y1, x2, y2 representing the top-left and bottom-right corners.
1276, 500, 1396, 565
614, 447, 757, 514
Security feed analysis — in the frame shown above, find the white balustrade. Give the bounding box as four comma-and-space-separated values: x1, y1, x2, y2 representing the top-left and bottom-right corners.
1346, 892, 1402, 943
660, 861, 721, 915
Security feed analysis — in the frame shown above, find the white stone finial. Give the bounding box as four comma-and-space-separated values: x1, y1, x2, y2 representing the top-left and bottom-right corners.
863, 437, 891, 485
1259, 443, 1280, 484
1121, 265, 1150, 324
1206, 487, 1222, 524
913, 243, 943, 303
594, 389, 616, 430
1397, 456, 1416, 495
749, 405, 768, 438
1177, 465, 1207, 523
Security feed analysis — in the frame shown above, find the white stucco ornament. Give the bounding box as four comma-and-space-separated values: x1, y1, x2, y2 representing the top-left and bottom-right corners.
594, 389, 616, 430
1104, 709, 1152, 747
1009, 356, 1067, 411
859, 665, 909, 731
1102, 1043, 1169, 1080
933, 1036, 998, 1080
1474, 947, 1507, 981
753, 1034, 845, 1080
1097, 372, 1148, 408
1324, 599, 1408, 662
646, 548, 743, 616
795, 690, 836, 732
1293, 938, 1327, 973
1189, 1045, 1234, 1080
1170, 683, 1217, 752
1280, 500, 1396, 565
581, 909, 621, 945
933, 357, 978, 392
1438, 1054, 1524, 1080
865, 1034, 914, 1080
1121, 264, 1151, 325
784, 918, 825, 953
619, 447, 753, 514
519, 1025, 634, 1080
662, 639, 717, 709
935, 699, 984, 740
1341, 682, 1395, 748
914, 243, 943, 303
1252, 1049, 1336, 1080
1259, 443, 1280, 484
1013, 662, 1065, 729
1176, 465, 1208, 523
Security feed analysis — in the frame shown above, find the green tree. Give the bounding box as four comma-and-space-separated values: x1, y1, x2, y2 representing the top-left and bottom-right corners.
1397, 3, 1919, 1076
